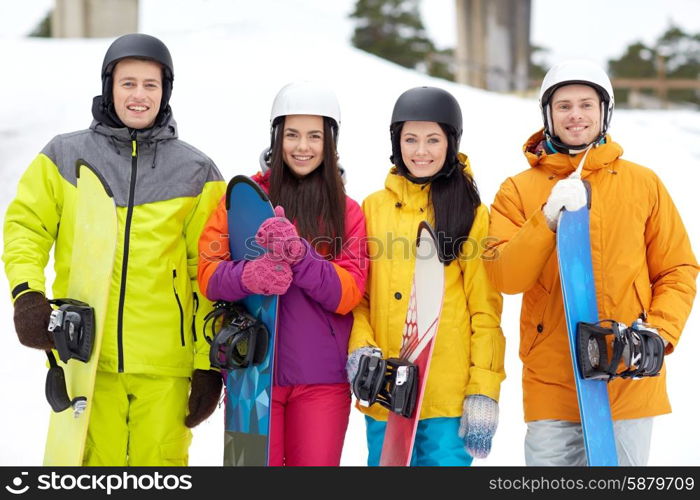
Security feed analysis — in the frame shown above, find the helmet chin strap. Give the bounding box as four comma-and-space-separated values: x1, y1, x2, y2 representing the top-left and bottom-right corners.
546, 99, 607, 155
547, 136, 594, 155
399, 159, 459, 185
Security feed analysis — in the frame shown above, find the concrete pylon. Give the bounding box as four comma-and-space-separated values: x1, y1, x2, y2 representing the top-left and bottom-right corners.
52, 0, 139, 38
455, 0, 531, 92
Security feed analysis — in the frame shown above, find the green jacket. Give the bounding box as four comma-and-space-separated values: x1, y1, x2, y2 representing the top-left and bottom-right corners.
3, 117, 225, 377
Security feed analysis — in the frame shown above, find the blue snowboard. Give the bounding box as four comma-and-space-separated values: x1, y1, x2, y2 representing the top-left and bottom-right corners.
223, 175, 278, 466
557, 207, 618, 466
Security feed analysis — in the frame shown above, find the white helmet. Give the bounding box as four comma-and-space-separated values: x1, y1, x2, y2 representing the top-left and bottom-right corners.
270, 81, 341, 127
262, 81, 342, 169
539, 59, 614, 154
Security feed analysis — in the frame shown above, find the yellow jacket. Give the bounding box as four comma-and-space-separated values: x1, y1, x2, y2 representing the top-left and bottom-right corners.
3, 119, 225, 377
350, 155, 506, 421
485, 130, 698, 421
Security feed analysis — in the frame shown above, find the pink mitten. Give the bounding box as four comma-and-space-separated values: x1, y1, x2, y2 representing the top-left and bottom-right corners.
255, 206, 305, 264
241, 253, 293, 295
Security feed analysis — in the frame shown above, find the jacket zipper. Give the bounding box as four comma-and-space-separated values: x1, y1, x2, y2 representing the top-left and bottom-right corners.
323, 315, 346, 365
191, 292, 199, 343
116, 138, 138, 372
632, 277, 648, 321
172, 270, 185, 346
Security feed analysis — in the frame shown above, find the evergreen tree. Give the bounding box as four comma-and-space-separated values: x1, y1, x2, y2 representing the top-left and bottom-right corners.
350, 0, 451, 79
608, 42, 657, 104
529, 44, 550, 82
608, 25, 699, 106
425, 48, 456, 82
657, 26, 700, 105
29, 10, 52, 38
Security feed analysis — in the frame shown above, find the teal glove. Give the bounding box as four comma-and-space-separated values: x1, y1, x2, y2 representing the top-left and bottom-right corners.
458, 394, 499, 459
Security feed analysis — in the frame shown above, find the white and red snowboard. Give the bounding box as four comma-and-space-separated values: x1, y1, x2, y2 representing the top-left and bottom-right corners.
379, 221, 445, 466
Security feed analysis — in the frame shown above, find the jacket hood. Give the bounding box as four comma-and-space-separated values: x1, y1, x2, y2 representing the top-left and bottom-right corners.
92, 94, 174, 131
89, 113, 178, 144
251, 169, 271, 193
523, 128, 623, 177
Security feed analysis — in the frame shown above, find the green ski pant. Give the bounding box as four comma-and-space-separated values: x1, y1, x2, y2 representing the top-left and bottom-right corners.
83, 371, 192, 466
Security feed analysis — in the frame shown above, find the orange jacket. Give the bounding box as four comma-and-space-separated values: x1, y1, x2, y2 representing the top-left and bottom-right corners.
484, 130, 698, 422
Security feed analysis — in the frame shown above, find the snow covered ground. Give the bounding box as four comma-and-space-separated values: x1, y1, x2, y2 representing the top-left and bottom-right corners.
1, 0, 698, 466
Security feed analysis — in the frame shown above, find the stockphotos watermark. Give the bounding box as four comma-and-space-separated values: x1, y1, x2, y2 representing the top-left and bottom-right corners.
4, 472, 29, 495
3, 470, 192, 496
200, 233, 501, 267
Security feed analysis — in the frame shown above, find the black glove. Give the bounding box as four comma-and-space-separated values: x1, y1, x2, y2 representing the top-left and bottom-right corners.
185, 369, 223, 428
13, 291, 54, 350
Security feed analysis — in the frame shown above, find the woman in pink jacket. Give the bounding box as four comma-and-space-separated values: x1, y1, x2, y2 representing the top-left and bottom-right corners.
198, 82, 368, 465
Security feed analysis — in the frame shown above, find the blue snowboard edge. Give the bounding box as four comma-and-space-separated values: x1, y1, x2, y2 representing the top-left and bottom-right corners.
224, 175, 278, 466
557, 207, 618, 466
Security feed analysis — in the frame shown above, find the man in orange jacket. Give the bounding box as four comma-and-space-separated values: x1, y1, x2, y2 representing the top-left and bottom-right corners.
484, 60, 698, 465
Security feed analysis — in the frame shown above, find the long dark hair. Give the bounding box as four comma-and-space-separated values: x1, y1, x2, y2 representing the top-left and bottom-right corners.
268, 116, 346, 258
391, 122, 481, 265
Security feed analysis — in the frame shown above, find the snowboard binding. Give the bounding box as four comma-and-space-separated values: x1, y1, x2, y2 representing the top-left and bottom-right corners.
44, 298, 95, 414
352, 355, 418, 418
47, 299, 95, 363
204, 301, 269, 370
577, 319, 665, 381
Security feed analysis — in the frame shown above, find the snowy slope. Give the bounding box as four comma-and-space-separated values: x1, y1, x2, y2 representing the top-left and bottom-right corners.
1, 0, 698, 466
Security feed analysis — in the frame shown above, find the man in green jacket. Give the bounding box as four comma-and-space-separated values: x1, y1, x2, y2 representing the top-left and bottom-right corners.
3, 34, 225, 465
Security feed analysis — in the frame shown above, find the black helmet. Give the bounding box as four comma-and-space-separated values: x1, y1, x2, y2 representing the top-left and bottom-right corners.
100, 33, 174, 121
389, 87, 463, 180
390, 86, 463, 139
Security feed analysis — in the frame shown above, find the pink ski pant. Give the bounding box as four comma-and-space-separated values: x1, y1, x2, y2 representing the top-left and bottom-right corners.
268, 383, 351, 466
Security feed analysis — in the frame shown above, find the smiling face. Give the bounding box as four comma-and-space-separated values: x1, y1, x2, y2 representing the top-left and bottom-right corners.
399, 121, 448, 178
112, 58, 163, 129
550, 84, 602, 146
282, 115, 325, 177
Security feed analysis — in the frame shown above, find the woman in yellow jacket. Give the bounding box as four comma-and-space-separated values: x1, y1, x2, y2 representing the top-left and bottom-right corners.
347, 87, 506, 466
485, 60, 698, 465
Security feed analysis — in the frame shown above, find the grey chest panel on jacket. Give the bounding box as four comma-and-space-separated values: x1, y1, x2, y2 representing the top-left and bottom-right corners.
42, 124, 222, 207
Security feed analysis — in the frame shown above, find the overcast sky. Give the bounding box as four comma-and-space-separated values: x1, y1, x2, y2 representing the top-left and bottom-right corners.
2, 0, 700, 69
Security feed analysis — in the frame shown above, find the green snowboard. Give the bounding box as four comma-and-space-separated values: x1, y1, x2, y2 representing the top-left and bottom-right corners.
43, 162, 117, 466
